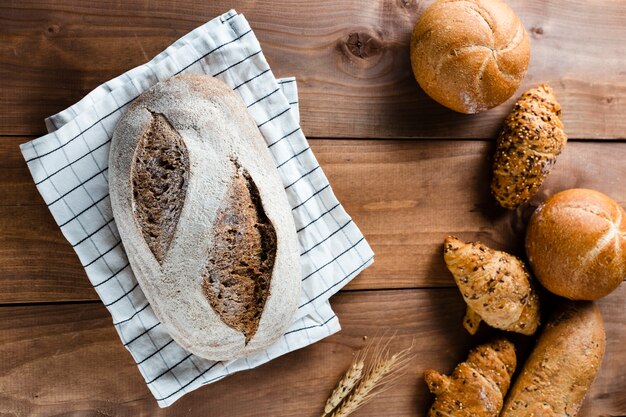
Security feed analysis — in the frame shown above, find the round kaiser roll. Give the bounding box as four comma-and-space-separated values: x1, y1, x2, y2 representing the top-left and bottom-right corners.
410, 0, 530, 114
526, 189, 626, 300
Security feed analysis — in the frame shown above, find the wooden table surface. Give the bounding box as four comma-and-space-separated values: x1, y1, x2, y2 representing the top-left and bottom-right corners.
2, 0, 625, 415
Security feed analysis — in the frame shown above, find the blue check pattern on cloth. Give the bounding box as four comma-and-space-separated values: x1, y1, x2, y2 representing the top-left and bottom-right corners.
20, 10, 374, 407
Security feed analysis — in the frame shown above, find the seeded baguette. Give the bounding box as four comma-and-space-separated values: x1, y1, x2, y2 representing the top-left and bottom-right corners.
501, 301, 605, 417
109, 74, 301, 361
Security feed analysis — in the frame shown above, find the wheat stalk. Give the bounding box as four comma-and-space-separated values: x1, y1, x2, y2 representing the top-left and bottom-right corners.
325, 337, 414, 417
321, 358, 365, 416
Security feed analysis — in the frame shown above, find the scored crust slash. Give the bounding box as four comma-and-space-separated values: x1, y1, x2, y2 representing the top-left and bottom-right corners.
202, 158, 277, 345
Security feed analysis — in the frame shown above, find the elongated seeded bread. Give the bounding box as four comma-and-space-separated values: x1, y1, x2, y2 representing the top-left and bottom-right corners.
501, 301, 605, 417
491, 84, 567, 209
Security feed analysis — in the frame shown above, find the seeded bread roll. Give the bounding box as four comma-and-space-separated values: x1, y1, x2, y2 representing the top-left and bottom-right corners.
492, 84, 567, 209
410, 0, 530, 114
526, 188, 626, 300
444, 236, 540, 335
425, 338, 516, 417
501, 301, 605, 417
109, 74, 301, 361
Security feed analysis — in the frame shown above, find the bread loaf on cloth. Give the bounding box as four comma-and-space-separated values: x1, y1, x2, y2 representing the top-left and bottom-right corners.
501, 301, 605, 417
109, 74, 301, 361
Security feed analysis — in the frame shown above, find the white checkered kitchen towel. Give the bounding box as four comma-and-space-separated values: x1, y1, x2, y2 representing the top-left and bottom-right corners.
20, 10, 374, 407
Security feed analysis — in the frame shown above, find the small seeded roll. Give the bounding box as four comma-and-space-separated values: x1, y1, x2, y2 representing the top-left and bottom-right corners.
410, 0, 530, 114
444, 236, 540, 335
492, 84, 567, 209
425, 338, 516, 417
526, 188, 626, 300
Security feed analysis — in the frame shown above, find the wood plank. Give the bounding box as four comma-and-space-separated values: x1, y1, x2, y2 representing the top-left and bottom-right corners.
0, 287, 624, 416
2, 137, 626, 302
320, 139, 626, 290
0, 204, 96, 303
0, 140, 95, 302
0, 136, 43, 206
1, 0, 625, 138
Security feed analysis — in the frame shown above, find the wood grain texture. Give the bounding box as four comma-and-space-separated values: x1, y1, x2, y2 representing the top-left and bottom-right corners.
0, 287, 624, 416
1, 0, 625, 138
0, 139, 95, 302
2, 137, 626, 302
0, 137, 43, 206
322, 139, 626, 290
0, 204, 95, 303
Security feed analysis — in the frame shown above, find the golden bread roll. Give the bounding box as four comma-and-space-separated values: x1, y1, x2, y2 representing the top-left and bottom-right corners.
410, 0, 530, 114
444, 236, 540, 335
492, 84, 567, 209
425, 338, 516, 417
501, 301, 605, 417
526, 188, 626, 300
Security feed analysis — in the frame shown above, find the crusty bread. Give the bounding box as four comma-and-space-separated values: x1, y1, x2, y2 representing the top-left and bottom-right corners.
501, 301, 605, 417
425, 338, 516, 417
526, 188, 626, 300
109, 74, 301, 361
444, 236, 540, 335
410, 0, 530, 114
491, 84, 567, 209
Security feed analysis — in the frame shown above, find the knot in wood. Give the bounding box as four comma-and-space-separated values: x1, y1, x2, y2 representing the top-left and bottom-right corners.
345, 32, 381, 59
530, 26, 544, 37
46, 24, 61, 35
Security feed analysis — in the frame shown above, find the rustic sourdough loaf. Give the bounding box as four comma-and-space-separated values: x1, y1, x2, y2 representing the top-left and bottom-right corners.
410, 0, 530, 114
501, 301, 605, 417
109, 74, 301, 361
526, 188, 626, 300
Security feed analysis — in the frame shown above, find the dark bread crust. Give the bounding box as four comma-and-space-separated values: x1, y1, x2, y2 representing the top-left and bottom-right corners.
131, 112, 189, 264
202, 160, 276, 343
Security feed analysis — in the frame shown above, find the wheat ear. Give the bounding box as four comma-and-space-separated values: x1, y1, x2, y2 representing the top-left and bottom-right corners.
329, 341, 414, 417
321, 358, 365, 416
